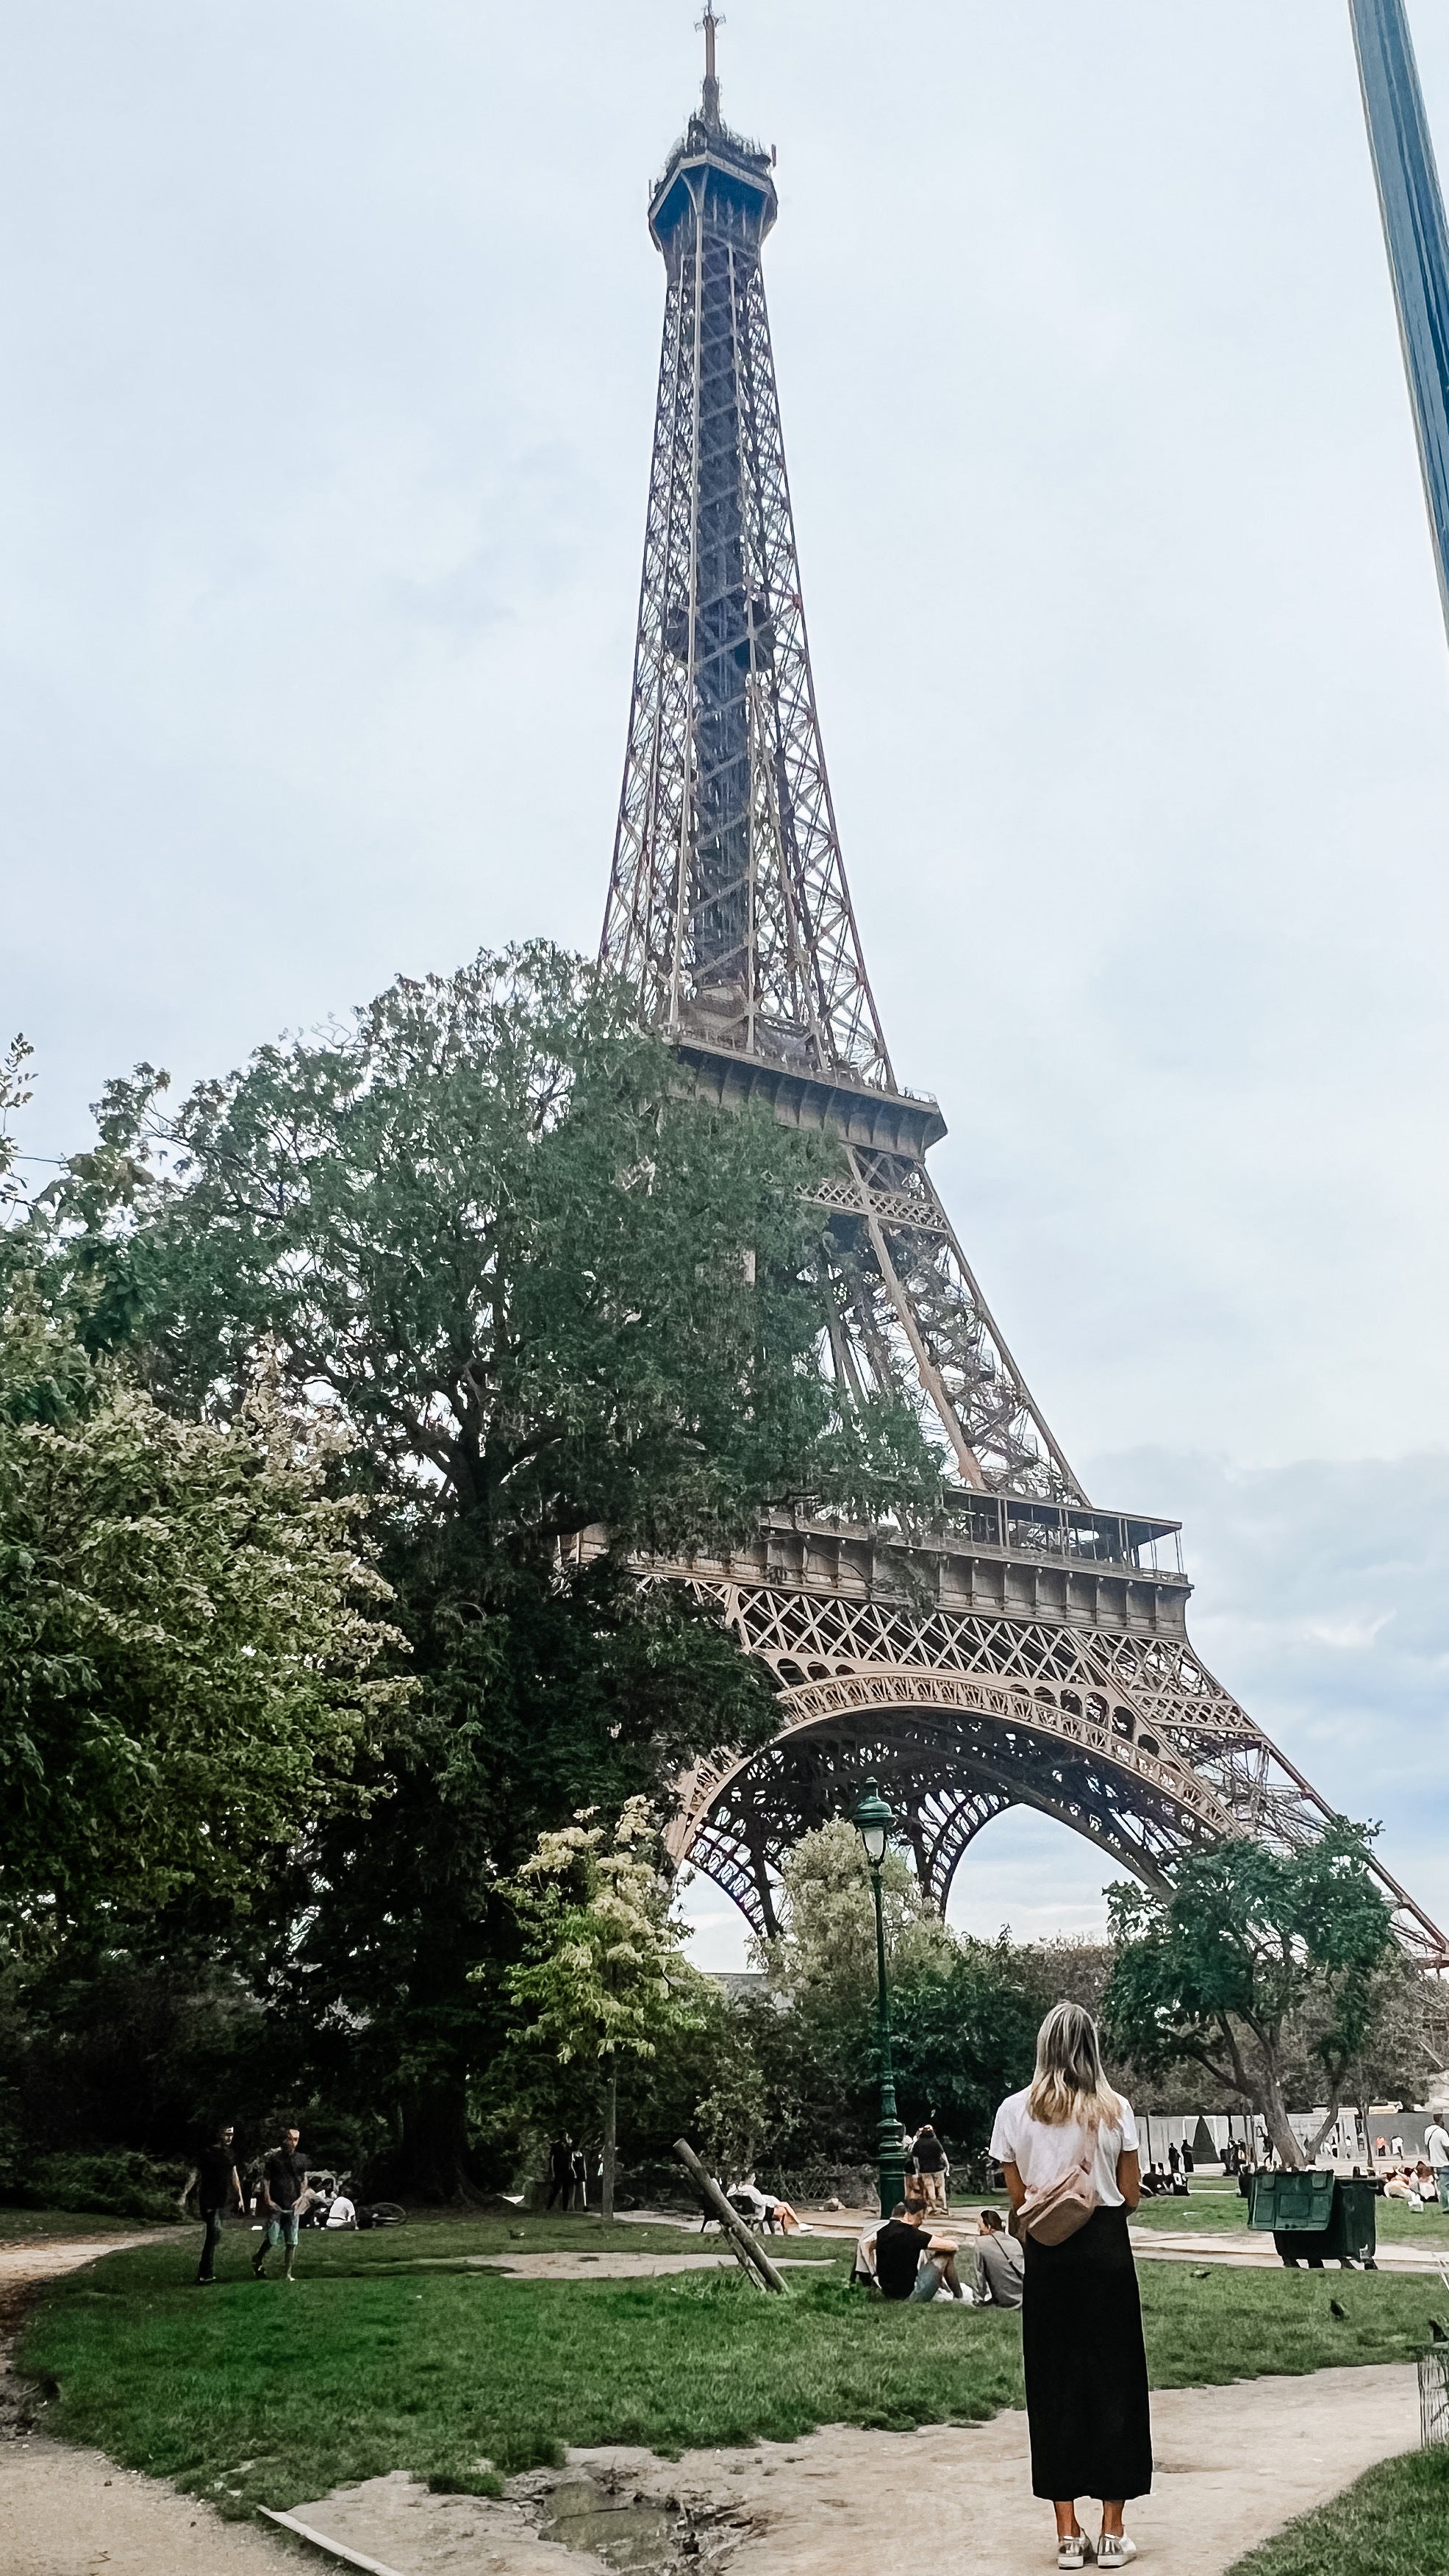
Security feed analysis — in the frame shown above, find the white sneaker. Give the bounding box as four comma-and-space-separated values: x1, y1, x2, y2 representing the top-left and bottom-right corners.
1058, 2536, 1094, 2570
1097, 2536, 1136, 2567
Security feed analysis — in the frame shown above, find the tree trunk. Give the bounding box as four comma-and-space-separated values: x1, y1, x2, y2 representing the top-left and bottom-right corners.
393, 2079, 474, 2202
1260, 2061, 1306, 2169
601, 2064, 617, 2224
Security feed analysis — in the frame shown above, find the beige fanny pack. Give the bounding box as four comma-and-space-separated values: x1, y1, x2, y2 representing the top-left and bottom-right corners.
1009, 2154, 1098, 2247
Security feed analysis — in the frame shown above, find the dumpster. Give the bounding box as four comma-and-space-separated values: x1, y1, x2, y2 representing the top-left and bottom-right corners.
1248, 2170, 1377, 2267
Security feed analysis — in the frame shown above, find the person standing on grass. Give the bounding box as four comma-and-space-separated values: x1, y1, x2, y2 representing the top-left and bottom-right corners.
251, 2123, 310, 2281
990, 2002, 1151, 2572
178, 2122, 243, 2286
912, 2122, 949, 2212
570, 2141, 589, 2210
546, 2136, 573, 2209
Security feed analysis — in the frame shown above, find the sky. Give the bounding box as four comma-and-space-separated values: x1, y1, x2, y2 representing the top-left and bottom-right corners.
6, 2, 1449, 1966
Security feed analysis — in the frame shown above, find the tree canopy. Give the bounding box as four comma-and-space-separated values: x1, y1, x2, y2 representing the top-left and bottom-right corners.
0, 1224, 406, 1938
498, 1798, 704, 2216
64, 945, 934, 1546
1102, 1824, 1397, 2166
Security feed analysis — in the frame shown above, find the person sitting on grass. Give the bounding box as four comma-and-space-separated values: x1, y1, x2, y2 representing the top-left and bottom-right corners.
251, 2122, 310, 2282
973, 2205, 1025, 2309
852, 2215, 881, 2288
325, 2186, 358, 2230
873, 2201, 966, 2302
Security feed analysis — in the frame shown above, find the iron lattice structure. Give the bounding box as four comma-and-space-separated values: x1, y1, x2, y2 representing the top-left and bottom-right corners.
600, 32, 1448, 1966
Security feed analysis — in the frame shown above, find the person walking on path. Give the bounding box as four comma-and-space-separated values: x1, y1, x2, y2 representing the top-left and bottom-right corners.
251, 2124, 310, 2281
178, 2122, 243, 2285
990, 2002, 1150, 2572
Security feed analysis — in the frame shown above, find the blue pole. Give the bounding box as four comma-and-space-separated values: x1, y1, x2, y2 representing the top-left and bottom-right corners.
1349, 0, 1449, 641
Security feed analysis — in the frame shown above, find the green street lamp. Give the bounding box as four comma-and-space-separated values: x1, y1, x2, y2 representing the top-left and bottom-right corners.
851, 1776, 907, 2218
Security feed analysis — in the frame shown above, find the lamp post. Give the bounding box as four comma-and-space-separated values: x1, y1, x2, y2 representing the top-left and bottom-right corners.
851, 1777, 907, 2218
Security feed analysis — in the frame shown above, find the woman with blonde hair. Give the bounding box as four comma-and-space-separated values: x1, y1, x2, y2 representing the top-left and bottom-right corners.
990, 2002, 1151, 2571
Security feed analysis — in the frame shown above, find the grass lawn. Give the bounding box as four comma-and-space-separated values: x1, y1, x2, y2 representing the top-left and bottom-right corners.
1225, 2442, 1449, 2576
16, 2216, 1449, 2525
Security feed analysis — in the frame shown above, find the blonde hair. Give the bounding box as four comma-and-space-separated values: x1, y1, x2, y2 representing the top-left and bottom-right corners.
1027, 2002, 1124, 2130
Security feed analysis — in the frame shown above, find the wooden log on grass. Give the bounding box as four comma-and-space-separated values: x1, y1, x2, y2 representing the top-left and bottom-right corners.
672, 2138, 788, 2294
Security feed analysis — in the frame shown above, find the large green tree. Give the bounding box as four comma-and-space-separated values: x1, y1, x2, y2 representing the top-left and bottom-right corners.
40, 948, 937, 2191
1102, 1826, 1398, 2166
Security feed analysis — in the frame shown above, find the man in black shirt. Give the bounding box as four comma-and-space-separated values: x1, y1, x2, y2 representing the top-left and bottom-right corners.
874, 2206, 926, 2300
179, 2123, 243, 2286
252, 2124, 310, 2280
873, 2202, 965, 2302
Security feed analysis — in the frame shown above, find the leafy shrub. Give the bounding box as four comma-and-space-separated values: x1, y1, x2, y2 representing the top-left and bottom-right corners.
2, 2149, 183, 2219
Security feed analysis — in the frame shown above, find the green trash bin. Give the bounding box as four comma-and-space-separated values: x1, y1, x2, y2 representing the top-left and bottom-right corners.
1248, 2170, 1376, 2268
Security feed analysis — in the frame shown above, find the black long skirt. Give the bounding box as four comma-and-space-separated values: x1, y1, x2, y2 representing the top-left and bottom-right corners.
1021, 2205, 1153, 2502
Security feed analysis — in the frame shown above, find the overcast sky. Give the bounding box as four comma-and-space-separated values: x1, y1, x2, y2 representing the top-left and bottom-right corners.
7, 1, 1449, 1966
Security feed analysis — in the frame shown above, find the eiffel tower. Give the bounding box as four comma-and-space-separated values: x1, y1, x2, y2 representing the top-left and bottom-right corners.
600, 19, 1448, 1968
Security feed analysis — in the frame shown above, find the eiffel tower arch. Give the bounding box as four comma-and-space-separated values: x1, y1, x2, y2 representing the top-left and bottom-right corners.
599, 22, 1448, 1969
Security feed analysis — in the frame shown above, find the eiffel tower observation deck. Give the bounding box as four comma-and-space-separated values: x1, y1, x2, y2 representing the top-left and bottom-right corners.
600, 20, 1448, 1963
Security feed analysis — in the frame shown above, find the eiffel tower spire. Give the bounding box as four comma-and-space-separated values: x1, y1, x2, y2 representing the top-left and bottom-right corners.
602, 42, 1079, 1500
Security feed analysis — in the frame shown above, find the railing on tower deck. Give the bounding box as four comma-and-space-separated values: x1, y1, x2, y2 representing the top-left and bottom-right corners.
930, 1489, 1185, 1579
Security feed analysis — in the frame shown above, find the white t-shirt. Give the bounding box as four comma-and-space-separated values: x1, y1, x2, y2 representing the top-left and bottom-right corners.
325, 2196, 357, 2228
989, 2086, 1139, 2209
1425, 2122, 1449, 2168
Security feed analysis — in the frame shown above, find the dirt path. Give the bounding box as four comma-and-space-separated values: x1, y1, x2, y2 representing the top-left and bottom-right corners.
0, 2228, 1424, 2576
398, 2249, 834, 2282
0, 2230, 296, 2575
275, 2364, 1420, 2576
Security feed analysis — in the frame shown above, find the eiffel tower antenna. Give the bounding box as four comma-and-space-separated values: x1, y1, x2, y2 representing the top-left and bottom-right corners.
1349, 0, 1449, 644
598, 40, 1449, 1967
700, 6, 723, 129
